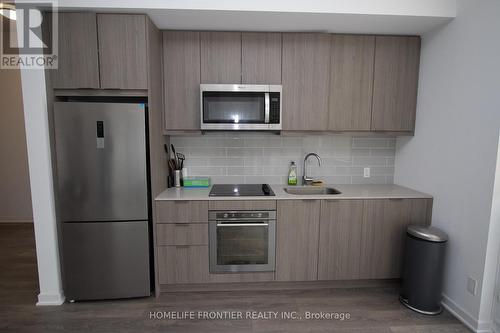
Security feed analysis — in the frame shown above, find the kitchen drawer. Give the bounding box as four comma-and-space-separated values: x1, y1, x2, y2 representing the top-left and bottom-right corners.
156, 224, 208, 246
208, 200, 276, 211
156, 201, 208, 223
157, 245, 209, 284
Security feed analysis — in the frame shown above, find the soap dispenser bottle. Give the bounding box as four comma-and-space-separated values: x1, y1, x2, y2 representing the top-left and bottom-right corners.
288, 161, 297, 185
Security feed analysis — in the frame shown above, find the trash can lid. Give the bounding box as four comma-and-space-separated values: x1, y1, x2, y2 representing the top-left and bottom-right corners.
407, 225, 448, 242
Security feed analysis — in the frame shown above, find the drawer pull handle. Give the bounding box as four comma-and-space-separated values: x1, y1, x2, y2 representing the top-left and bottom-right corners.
174, 223, 189, 226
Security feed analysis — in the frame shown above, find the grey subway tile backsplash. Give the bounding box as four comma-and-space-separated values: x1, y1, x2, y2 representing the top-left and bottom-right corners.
171, 133, 396, 185
351, 175, 388, 184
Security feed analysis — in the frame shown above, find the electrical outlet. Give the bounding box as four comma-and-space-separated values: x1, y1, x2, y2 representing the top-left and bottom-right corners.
467, 277, 477, 295
364, 167, 370, 178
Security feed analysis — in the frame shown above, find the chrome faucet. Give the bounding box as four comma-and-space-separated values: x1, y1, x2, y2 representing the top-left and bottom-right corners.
303, 153, 322, 185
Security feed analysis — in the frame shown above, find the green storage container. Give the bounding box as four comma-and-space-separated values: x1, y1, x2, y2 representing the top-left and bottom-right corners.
183, 177, 210, 188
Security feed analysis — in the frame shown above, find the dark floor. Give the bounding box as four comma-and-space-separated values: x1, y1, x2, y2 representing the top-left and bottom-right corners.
0, 223, 470, 333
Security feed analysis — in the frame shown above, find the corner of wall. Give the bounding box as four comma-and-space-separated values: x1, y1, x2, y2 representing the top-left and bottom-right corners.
442, 294, 493, 333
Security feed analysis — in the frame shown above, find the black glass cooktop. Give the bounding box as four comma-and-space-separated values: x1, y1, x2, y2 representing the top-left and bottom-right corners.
209, 184, 275, 197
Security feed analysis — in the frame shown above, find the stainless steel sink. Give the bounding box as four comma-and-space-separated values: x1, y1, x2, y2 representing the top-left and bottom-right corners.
283, 186, 342, 195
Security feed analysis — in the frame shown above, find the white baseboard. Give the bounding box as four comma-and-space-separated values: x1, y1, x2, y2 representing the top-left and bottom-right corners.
37, 293, 65, 306
493, 318, 500, 333
0, 217, 33, 223
442, 294, 492, 333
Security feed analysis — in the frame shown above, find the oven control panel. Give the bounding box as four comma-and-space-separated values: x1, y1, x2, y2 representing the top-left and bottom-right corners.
209, 210, 276, 221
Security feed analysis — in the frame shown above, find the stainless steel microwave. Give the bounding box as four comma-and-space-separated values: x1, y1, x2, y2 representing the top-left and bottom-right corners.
200, 84, 282, 131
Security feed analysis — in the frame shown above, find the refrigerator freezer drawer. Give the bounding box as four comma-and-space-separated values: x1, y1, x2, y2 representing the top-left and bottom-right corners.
62, 221, 150, 301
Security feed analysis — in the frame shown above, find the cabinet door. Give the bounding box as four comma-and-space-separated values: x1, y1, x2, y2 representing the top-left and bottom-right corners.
371, 36, 420, 131
156, 224, 208, 246
241, 32, 282, 84
200, 32, 241, 83
97, 14, 148, 89
318, 200, 364, 280
157, 246, 209, 284
276, 200, 320, 281
163, 31, 201, 131
51, 13, 100, 89
329, 35, 374, 131
360, 199, 410, 279
408, 198, 433, 226
282, 33, 330, 131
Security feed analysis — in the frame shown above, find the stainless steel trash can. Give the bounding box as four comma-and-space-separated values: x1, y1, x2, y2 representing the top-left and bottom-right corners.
400, 225, 448, 315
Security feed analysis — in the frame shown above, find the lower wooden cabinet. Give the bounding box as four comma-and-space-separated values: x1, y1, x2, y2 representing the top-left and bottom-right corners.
408, 198, 433, 227
359, 199, 408, 279
359, 198, 432, 279
156, 200, 208, 223
158, 245, 209, 284
276, 200, 320, 281
156, 223, 208, 246
318, 200, 364, 280
156, 198, 432, 287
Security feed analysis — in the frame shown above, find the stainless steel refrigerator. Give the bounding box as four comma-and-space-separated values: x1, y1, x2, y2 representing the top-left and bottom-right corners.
53, 101, 150, 301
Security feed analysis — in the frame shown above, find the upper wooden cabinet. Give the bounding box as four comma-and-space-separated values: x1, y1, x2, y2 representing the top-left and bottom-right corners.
163, 31, 201, 131
200, 32, 242, 84
161, 31, 420, 133
51, 18, 422, 133
50, 13, 148, 90
282, 33, 331, 131
97, 14, 148, 89
241, 32, 282, 84
371, 36, 421, 131
328, 35, 375, 131
51, 13, 100, 89
276, 200, 320, 281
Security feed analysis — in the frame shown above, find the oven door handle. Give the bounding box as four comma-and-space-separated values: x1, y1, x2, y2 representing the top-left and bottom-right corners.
216, 223, 269, 227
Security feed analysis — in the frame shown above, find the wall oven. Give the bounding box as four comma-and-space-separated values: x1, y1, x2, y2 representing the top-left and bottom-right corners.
200, 84, 282, 131
209, 210, 276, 273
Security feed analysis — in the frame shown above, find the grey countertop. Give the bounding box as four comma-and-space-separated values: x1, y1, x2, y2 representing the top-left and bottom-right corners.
155, 184, 432, 201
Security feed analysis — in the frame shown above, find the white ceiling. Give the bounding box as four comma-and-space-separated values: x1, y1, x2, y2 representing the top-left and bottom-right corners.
49, 0, 457, 35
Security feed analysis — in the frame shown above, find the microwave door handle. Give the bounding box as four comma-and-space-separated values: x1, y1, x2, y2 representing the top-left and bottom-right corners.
264, 92, 270, 123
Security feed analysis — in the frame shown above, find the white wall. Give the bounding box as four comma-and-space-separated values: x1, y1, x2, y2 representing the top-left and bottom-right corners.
0, 67, 33, 223
394, 0, 500, 331
490, 135, 500, 333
